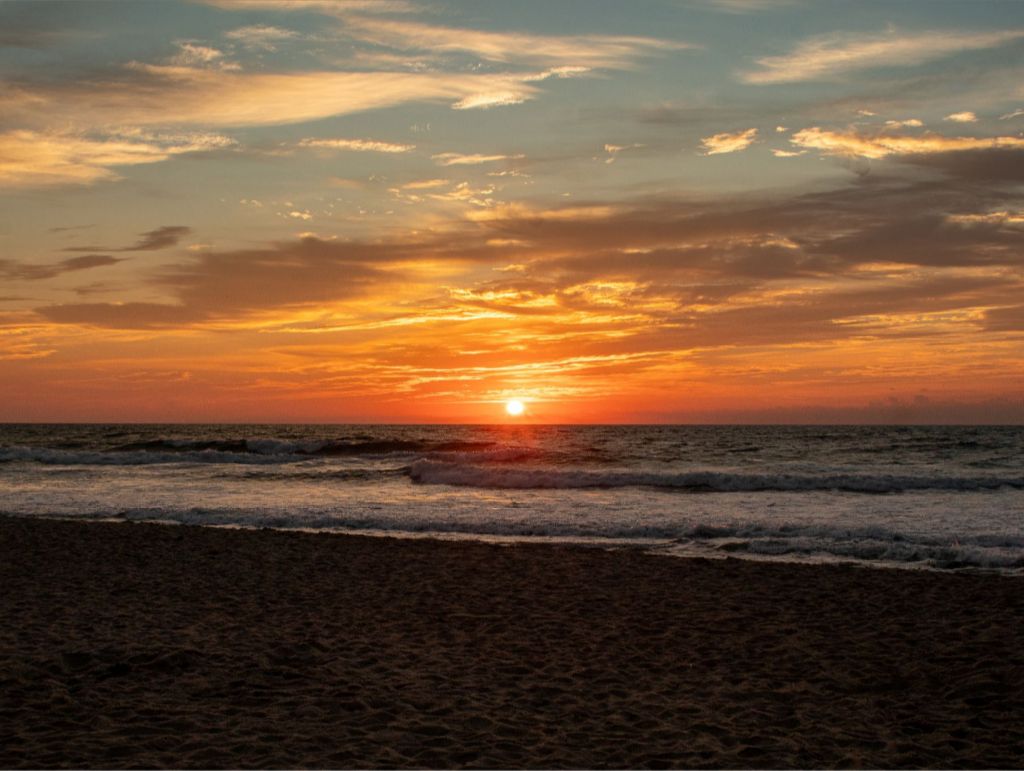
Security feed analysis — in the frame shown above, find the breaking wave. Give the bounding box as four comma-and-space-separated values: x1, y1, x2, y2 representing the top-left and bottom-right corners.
408, 459, 1024, 493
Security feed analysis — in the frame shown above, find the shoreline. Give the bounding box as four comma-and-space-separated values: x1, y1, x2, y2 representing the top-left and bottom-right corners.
5, 512, 1021, 577
2, 516, 1023, 768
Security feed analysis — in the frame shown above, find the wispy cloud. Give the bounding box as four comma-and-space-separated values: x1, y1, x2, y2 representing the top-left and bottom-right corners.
700, 128, 758, 155
297, 137, 415, 152
199, 0, 419, 14
467, 203, 620, 223
338, 16, 686, 69
170, 41, 227, 67
944, 111, 978, 123
946, 210, 1024, 226
413, 70, 590, 110
885, 119, 923, 128
742, 29, 1024, 84
432, 152, 524, 166
790, 127, 1024, 159
8, 66, 553, 131
451, 92, 529, 110
700, 0, 802, 13
224, 24, 300, 50
0, 130, 234, 188
399, 179, 449, 190
602, 143, 644, 163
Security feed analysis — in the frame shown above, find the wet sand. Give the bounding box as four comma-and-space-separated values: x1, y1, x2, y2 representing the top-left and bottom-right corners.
1, 516, 1022, 769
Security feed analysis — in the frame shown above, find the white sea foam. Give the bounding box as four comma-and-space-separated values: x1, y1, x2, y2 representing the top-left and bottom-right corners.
6, 506, 1021, 570
3, 424, 1023, 573
407, 459, 1024, 493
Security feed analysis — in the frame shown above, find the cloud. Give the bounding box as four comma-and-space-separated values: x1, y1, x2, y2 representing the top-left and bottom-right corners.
0, 130, 235, 188
885, 119, 923, 128
944, 111, 978, 123
0, 255, 124, 281
199, 0, 419, 14
984, 304, 1024, 332
601, 143, 644, 163
742, 29, 1024, 84
36, 302, 204, 329
468, 204, 620, 224
522, 66, 593, 82
7, 66, 550, 129
790, 127, 1024, 159
65, 226, 193, 253
170, 42, 226, 67
700, 128, 758, 155
337, 15, 686, 69
399, 179, 449, 190
297, 137, 415, 152
1000, 108, 1024, 120
945, 210, 1024, 226
34, 236, 411, 328
700, 0, 802, 12
432, 152, 524, 166
896, 148, 1024, 182
224, 24, 300, 50
1, 9, 679, 164
29, 175, 1024, 423
48, 224, 95, 234
467, 176, 1024, 279
127, 226, 193, 251
451, 92, 528, 110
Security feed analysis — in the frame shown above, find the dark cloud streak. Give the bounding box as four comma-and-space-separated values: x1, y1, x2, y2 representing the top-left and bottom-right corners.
33, 171, 1024, 343
1, 254, 123, 281
64, 226, 192, 253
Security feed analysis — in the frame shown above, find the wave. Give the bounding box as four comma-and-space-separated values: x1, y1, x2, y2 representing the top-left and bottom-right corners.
0, 439, 534, 466
112, 437, 499, 457
0, 446, 308, 466
7, 508, 1021, 571
688, 524, 1024, 570
408, 459, 1024, 493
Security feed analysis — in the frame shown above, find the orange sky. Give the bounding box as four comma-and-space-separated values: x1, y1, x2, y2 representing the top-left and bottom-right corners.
2, 0, 1023, 423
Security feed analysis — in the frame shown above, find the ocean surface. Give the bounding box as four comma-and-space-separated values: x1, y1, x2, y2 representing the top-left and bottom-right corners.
2, 424, 1023, 572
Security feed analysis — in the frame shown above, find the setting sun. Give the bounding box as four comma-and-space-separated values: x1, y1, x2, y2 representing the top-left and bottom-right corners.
505, 399, 525, 416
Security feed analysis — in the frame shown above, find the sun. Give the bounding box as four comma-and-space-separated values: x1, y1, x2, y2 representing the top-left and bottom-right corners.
505, 399, 525, 416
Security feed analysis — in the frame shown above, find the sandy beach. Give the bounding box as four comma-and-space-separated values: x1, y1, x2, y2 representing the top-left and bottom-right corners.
1, 516, 1022, 769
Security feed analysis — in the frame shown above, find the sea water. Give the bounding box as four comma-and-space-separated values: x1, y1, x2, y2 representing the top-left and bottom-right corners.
1, 424, 1022, 572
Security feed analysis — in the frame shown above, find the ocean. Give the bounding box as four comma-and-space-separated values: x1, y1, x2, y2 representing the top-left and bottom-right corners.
2, 424, 1022, 572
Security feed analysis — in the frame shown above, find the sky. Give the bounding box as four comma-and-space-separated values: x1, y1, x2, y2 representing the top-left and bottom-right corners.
1, 0, 1023, 423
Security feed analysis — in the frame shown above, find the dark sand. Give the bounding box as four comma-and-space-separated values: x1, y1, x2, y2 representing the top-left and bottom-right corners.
1, 517, 1023, 769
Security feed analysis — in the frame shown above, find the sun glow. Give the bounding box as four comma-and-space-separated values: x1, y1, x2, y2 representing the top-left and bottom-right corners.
505, 398, 525, 416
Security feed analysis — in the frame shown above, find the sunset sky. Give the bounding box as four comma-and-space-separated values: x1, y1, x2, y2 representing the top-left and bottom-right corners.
2, 0, 1023, 423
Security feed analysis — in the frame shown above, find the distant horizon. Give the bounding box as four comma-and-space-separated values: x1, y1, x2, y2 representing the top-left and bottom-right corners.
4, 419, 1023, 428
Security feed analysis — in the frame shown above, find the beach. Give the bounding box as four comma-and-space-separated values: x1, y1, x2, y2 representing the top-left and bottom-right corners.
1, 516, 1022, 769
